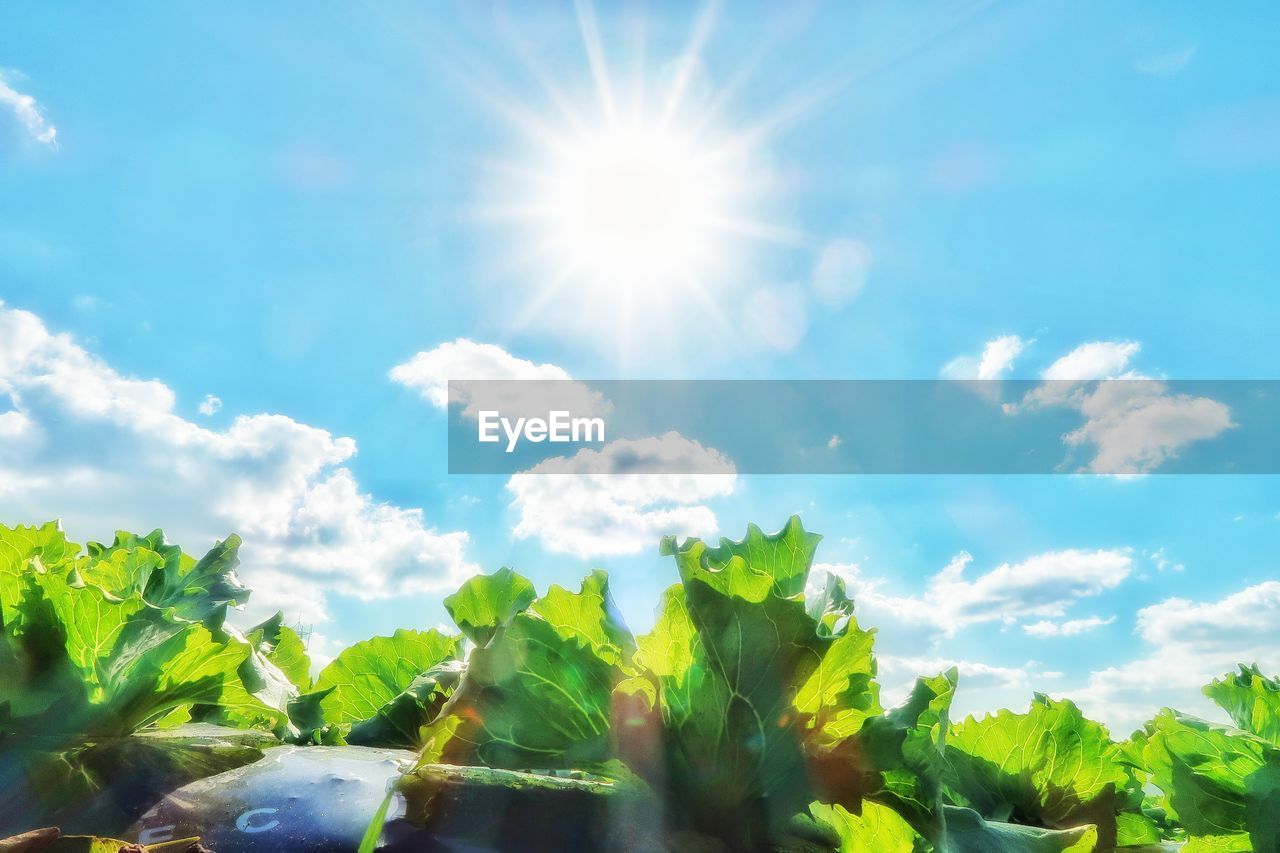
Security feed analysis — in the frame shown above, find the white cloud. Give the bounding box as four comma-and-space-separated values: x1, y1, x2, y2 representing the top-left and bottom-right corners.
1011, 340, 1233, 474
1061, 381, 1233, 474
198, 394, 222, 416
1066, 581, 1280, 735
742, 284, 808, 352
811, 238, 871, 307
827, 434, 842, 449
815, 551, 1120, 721
814, 547, 1132, 640
1023, 615, 1115, 637
1041, 341, 1142, 381
942, 334, 1029, 380
389, 338, 608, 420
0, 301, 473, 627
507, 432, 736, 557
0, 70, 57, 147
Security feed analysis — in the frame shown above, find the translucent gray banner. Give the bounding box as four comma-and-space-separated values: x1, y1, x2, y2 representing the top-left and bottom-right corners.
446, 380, 1279, 475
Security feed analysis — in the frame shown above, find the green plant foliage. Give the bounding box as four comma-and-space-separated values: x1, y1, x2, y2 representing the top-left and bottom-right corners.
625, 517, 958, 847
943, 806, 1100, 853
413, 570, 633, 770
13, 516, 1280, 851
943, 694, 1158, 848
311, 628, 461, 747
1130, 709, 1280, 851
809, 801, 925, 852
0, 523, 285, 831
444, 566, 536, 647
1205, 664, 1280, 748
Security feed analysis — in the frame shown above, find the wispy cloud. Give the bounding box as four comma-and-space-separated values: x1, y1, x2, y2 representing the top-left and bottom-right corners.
1023, 615, 1115, 637
814, 547, 1133, 640
942, 333, 1029, 380
0, 70, 57, 147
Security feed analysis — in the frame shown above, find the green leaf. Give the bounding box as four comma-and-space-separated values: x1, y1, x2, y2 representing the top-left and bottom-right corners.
1, 521, 79, 614
642, 575, 820, 842
245, 612, 311, 691
417, 573, 631, 770
637, 518, 900, 848
346, 660, 464, 747
943, 694, 1154, 848
942, 805, 1099, 853
313, 628, 460, 740
444, 566, 536, 648
76, 547, 164, 600
140, 533, 249, 624
1135, 709, 1280, 850
1205, 664, 1280, 748
660, 514, 820, 600
811, 672, 957, 844
810, 801, 926, 852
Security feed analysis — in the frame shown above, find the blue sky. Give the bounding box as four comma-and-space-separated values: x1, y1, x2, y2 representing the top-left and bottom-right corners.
2, 1, 1279, 732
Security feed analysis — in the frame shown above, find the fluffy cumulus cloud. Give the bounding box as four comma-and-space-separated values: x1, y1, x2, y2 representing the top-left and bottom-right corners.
507, 432, 736, 557
393, 339, 738, 557
198, 393, 222, 416
1066, 581, 1280, 734
0, 70, 57, 147
389, 338, 608, 419
1009, 340, 1233, 474
941, 334, 1028, 380
0, 301, 473, 626
814, 547, 1132, 640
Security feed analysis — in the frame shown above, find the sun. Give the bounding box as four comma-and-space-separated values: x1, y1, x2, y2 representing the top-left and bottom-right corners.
542, 121, 727, 290
468, 3, 798, 360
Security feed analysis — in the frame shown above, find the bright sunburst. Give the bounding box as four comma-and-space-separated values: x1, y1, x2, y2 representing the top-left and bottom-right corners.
541, 120, 728, 292
471, 2, 798, 360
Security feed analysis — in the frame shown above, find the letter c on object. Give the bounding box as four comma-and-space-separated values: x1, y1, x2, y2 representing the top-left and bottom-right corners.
236, 807, 280, 834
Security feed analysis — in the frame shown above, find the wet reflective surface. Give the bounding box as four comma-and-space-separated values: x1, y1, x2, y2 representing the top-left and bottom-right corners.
128, 746, 412, 852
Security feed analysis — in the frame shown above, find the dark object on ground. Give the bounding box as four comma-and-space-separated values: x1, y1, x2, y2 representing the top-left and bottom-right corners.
128, 745, 669, 852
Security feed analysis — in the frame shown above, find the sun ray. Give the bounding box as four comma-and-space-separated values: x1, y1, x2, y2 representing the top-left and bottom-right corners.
575, 0, 618, 126
659, 0, 720, 128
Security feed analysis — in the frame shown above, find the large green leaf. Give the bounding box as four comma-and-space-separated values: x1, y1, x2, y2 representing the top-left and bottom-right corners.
444, 566, 536, 648
313, 628, 460, 743
943, 694, 1157, 848
810, 671, 957, 844
635, 518, 937, 848
346, 660, 464, 747
245, 612, 311, 691
1, 522, 79, 614
1206, 665, 1280, 749
140, 533, 250, 624
943, 806, 1099, 853
1134, 710, 1280, 851
643, 518, 834, 845
810, 801, 925, 852
415, 571, 630, 770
